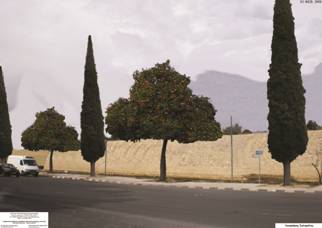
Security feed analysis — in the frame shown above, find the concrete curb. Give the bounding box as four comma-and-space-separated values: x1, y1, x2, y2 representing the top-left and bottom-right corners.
48, 174, 322, 194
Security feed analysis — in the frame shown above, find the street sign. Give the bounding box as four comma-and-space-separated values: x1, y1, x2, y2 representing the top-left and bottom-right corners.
256, 150, 263, 156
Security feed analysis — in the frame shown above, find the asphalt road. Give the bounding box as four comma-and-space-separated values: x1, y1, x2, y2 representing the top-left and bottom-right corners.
0, 176, 322, 228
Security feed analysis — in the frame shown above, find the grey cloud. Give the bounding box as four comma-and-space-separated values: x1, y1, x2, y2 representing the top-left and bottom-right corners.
307, 18, 322, 36
236, 0, 273, 20
5, 74, 22, 111
0, 0, 321, 147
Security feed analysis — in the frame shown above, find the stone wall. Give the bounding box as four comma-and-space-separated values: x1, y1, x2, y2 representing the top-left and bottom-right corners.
42, 131, 322, 182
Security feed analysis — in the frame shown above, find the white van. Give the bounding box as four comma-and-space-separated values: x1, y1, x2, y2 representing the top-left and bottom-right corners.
7, 155, 40, 177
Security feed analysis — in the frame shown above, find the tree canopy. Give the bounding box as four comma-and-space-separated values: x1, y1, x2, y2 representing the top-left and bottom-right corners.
21, 107, 79, 172
306, 120, 321, 131
106, 61, 222, 143
267, 0, 308, 185
242, 129, 252, 134
80, 35, 106, 176
106, 60, 222, 181
222, 124, 243, 135
0, 66, 13, 160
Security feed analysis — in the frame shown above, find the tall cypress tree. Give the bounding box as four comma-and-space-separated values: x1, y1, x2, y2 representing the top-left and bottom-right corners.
81, 36, 106, 176
267, 0, 308, 185
0, 66, 13, 161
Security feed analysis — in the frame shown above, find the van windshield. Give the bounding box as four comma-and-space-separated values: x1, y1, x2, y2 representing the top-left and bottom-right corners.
23, 159, 37, 166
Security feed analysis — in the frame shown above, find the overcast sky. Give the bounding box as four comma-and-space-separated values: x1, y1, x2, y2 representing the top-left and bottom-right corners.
0, 0, 321, 147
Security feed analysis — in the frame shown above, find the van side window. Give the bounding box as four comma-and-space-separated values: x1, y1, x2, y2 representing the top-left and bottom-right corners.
20, 160, 23, 165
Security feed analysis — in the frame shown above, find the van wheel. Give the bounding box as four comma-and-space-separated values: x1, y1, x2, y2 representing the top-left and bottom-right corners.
16, 172, 20, 178
33, 173, 39, 177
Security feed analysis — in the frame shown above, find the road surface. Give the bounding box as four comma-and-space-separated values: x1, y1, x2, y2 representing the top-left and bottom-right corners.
1, 176, 322, 228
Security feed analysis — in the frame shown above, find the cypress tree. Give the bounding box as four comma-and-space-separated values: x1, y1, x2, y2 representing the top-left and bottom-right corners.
81, 35, 106, 176
0, 66, 13, 161
267, 0, 308, 185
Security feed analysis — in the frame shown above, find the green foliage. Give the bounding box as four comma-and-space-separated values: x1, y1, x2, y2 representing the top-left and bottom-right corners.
105, 98, 138, 141
242, 129, 252, 134
106, 60, 222, 181
222, 124, 242, 135
267, 0, 308, 164
0, 66, 13, 159
306, 120, 321, 131
223, 124, 253, 135
62, 126, 80, 151
21, 107, 80, 152
106, 60, 222, 143
179, 95, 222, 142
81, 35, 106, 163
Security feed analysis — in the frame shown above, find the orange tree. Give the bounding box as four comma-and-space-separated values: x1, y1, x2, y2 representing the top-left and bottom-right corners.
105, 61, 222, 181
21, 107, 80, 173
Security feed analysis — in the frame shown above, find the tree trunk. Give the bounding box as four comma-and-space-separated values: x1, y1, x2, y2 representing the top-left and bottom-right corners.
49, 150, 54, 173
90, 161, 95, 177
160, 139, 168, 182
283, 161, 291, 186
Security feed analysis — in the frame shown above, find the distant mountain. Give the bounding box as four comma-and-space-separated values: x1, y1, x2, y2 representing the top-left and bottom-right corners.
190, 63, 322, 131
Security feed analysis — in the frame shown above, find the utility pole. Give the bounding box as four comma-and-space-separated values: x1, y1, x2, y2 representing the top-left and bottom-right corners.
104, 139, 108, 176
258, 155, 261, 184
230, 116, 234, 181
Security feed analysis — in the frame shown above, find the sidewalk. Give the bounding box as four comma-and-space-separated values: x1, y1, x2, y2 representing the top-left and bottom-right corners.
43, 172, 322, 194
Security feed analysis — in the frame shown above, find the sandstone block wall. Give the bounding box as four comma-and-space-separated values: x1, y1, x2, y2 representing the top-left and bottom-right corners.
42, 131, 322, 182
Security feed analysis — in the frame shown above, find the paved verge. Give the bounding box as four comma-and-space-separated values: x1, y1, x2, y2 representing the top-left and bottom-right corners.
45, 173, 322, 194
